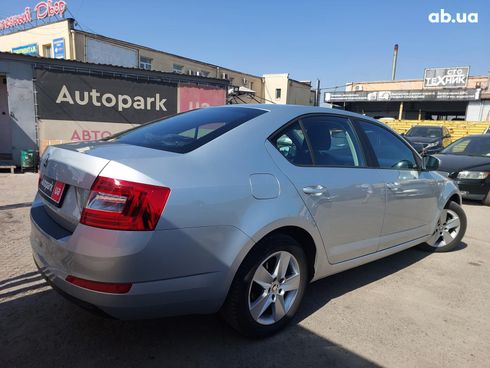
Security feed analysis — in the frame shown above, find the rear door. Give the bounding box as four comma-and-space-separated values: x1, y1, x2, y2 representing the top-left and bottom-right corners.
354, 119, 438, 249
270, 114, 386, 264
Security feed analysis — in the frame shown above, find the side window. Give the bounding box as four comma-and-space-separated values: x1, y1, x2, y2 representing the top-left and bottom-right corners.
356, 120, 418, 170
301, 115, 363, 167
272, 121, 313, 165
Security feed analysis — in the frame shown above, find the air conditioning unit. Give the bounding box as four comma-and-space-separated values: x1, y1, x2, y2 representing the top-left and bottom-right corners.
354, 85, 364, 91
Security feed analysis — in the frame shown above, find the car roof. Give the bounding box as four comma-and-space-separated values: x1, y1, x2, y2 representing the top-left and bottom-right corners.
459, 134, 490, 138
212, 104, 381, 123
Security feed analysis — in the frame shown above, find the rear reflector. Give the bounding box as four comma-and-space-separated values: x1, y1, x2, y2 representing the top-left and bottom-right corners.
66, 275, 132, 294
80, 176, 170, 231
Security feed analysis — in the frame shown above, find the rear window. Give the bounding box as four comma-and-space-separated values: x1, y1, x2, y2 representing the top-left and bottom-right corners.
110, 107, 267, 153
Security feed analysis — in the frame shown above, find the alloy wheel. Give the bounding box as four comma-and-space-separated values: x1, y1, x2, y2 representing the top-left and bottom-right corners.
248, 251, 301, 325
426, 209, 461, 248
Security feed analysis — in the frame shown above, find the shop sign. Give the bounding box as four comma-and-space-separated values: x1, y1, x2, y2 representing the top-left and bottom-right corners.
179, 84, 226, 112
70, 130, 113, 141
423, 67, 469, 89
35, 69, 178, 124
325, 88, 481, 103
11, 43, 38, 56
53, 38, 65, 59
0, 1, 67, 31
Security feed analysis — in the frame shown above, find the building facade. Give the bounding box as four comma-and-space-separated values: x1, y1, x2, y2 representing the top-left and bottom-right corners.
1, 17, 314, 107
0, 52, 229, 165
325, 67, 490, 122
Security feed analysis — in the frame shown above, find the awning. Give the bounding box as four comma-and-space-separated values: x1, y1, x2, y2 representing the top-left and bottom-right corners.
228, 86, 256, 96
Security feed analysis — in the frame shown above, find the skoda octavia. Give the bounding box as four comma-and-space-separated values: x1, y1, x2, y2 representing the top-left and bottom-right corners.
31, 105, 466, 337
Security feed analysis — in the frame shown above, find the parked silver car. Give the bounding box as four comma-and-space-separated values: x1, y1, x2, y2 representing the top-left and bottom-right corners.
31, 105, 466, 337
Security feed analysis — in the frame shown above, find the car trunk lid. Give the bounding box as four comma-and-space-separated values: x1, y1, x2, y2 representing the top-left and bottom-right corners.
38, 144, 111, 232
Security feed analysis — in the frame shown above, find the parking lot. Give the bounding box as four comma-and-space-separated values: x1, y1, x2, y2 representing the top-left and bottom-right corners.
1, 172, 489, 368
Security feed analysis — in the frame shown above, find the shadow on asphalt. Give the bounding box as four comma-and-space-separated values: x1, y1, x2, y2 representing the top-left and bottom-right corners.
0, 247, 450, 367
0, 202, 33, 211
297, 247, 431, 321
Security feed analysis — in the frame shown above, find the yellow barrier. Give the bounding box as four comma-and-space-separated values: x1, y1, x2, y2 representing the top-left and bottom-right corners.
380, 120, 490, 142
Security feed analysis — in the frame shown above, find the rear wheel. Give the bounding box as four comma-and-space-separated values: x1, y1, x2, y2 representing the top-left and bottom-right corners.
418, 201, 467, 252
221, 234, 308, 338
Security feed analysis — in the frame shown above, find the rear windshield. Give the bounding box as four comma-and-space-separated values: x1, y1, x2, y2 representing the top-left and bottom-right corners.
441, 136, 490, 157
109, 107, 267, 153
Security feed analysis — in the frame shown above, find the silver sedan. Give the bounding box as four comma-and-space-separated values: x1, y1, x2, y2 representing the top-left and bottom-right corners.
31, 105, 466, 337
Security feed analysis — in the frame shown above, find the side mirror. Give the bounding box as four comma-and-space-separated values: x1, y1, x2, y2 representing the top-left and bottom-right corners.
423, 155, 440, 171
444, 134, 451, 138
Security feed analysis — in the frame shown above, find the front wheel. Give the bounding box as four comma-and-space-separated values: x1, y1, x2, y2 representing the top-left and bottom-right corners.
482, 190, 490, 206
418, 201, 467, 252
221, 234, 308, 338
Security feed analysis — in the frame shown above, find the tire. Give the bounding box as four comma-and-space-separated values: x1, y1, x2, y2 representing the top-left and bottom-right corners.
221, 233, 308, 338
482, 190, 490, 206
418, 201, 467, 252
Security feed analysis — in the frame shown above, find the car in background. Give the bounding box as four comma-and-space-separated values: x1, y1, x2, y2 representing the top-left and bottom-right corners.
434, 134, 490, 205
31, 105, 466, 337
403, 125, 452, 155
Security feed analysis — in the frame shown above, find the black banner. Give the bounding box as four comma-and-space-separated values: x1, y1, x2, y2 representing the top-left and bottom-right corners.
35, 69, 178, 124
325, 88, 481, 103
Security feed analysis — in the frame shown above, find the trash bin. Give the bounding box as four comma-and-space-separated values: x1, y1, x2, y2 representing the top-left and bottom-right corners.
20, 149, 38, 172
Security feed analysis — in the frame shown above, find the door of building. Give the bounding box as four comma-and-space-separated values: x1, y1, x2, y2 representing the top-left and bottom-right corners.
0, 76, 12, 159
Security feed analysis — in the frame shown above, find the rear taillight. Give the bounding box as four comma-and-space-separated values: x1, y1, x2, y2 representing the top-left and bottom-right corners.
80, 176, 170, 231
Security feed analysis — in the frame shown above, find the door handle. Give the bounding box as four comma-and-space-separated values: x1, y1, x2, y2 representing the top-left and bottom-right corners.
360, 183, 374, 194
386, 182, 401, 191
303, 185, 328, 196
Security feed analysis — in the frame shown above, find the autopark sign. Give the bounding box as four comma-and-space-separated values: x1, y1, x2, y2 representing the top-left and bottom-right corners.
35, 69, 178, 124
423, 67, 470, 89
0, 1, 66, 32
33, 67, 227, 149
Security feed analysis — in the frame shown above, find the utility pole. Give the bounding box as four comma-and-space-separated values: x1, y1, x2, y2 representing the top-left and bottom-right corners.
315, 79, 321, 106
391, 44, 399, 80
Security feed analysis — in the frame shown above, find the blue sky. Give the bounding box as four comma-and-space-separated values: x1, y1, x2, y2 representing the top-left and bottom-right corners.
2, 0, 488, 89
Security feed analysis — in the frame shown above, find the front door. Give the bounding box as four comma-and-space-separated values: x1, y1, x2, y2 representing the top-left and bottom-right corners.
269, 114, 386, 264
0, 76, 12, 158
355, 119, 438, 250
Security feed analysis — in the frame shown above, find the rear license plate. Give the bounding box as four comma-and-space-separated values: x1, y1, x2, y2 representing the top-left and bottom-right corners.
39, 175, 67, 207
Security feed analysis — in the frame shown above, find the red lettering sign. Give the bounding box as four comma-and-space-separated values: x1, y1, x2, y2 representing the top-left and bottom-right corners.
35, 1, 66, 20
70, 130, 112, 141
0, 1, 66, 31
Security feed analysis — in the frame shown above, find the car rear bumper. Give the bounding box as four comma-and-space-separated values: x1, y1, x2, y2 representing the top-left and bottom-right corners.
30, 196, 253, 319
